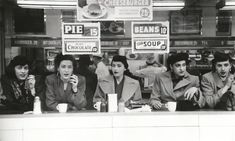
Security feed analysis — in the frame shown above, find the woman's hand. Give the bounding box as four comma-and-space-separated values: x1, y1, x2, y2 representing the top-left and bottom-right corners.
226, 75, 234, 88
70, 74, 78, 93
27, 75, 36, 90
184, 87, 198, 100
151, 100, 163, 110
27, 75, 36, 96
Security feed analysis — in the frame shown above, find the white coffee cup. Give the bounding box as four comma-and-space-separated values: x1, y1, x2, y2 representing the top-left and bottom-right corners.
94, 101, 102, 112
166, 102, 177, 112
57, 103, 68, 113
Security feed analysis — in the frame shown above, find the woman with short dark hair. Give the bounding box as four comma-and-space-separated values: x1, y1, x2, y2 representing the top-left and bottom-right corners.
45, 53, 86, 111
93, 55, 142, 108
150, 53, 205, 111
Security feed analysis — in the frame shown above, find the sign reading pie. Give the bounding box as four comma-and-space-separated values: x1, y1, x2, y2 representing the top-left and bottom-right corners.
62, 22, 100, 55
132, 21, 169, 54
77, 0, 152, 21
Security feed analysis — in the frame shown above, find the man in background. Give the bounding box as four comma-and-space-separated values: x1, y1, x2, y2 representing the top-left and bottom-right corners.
92, 54, 110, 79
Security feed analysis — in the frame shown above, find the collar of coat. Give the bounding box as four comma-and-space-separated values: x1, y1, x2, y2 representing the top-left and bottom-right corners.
98, 75, 139, 101
163, 71, 192, 91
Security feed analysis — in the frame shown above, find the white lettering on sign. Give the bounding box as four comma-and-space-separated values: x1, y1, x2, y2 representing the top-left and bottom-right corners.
134, 25, 160, 34
64, 25, 84, 34
102, 0, 150, 6
135, 40, 166, 49
66, 42, 96, 51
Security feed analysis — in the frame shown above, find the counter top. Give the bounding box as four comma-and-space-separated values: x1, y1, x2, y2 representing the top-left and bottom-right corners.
1, 111, 235, 141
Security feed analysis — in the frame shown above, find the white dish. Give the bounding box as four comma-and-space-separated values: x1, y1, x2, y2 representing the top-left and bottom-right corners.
82, 4, 107, 19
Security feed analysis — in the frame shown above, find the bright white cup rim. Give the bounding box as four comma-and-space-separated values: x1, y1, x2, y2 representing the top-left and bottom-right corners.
58, 103, 68, 113
166, 102, 177, 112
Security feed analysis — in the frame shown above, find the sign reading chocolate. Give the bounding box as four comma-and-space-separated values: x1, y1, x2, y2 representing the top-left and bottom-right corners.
62, 22, 100, 55
77, 0, 152, 21
132, 21, 169, 54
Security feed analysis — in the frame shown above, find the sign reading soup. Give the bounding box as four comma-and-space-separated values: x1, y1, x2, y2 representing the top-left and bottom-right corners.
132, 21, 169, 54
62, 22, 100, 55
77, 0, 152, 21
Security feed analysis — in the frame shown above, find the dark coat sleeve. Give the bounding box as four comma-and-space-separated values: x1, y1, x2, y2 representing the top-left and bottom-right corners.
0, 75, 34, 112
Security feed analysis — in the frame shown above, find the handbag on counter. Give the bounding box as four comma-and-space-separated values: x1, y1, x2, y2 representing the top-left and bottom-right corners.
218, 91, 235, 111
176, 100, 200, 111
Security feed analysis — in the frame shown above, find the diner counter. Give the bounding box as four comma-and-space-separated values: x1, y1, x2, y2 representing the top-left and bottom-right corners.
0, 111, 235, 141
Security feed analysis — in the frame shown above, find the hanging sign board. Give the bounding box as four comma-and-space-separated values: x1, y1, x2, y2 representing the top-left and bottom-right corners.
62, 22, 100, 55
132, 21, 169, 54
77, 0, 152, 21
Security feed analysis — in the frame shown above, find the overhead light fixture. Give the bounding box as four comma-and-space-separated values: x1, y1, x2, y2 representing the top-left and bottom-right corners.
17, 0, 185, 10
153, 0, 185, 11
217, 0, 235, 10
17, 0, 77, 9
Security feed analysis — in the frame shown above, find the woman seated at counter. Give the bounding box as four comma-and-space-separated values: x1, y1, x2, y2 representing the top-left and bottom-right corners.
45, 53, 86, 111
150, 53, 205, 111
0, 55, 45, 113
201, 51, 235, 110
93, 55, 142, 107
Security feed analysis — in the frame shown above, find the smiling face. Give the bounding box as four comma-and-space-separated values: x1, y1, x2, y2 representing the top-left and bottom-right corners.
170, 60, 186, 77
15, 65, 29, 81
58, 60, 73, 81
111, 61, 125, 78
215, 60, 231, 79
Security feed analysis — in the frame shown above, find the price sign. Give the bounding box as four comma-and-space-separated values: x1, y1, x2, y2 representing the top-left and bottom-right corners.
132, 21, 169, 54
62, 22, 100, 55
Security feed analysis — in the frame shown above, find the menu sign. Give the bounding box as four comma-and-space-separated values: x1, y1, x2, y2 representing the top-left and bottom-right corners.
77, 0, 152, 21
62, 22, 100, 55
132, 21, 169, 54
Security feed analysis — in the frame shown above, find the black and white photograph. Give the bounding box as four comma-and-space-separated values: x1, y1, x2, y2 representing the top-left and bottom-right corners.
1, 0, 235, 141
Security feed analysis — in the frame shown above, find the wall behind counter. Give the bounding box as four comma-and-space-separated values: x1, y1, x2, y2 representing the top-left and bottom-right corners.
45, 10, 235, 38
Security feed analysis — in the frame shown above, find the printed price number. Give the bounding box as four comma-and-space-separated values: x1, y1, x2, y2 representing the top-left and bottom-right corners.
140, 8, 150, 18
90, 28, 98, 36
160, 26, 167, 35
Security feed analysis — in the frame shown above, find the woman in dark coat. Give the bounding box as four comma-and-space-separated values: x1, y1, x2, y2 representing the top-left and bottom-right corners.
45, 53, 86, 111
1, 55, 45, 113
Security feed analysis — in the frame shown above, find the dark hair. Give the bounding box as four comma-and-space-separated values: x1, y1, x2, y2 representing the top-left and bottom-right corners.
111, 55, 129, 69
78, 55, 93, 67
54, 53, 77, 73
167, 53, 189, 70
5, 55, 31, 79
212, 52, 231, 72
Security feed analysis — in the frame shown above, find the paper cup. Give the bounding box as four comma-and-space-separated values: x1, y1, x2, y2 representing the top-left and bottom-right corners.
57, 103, 68, 113
166, 102, 177, 112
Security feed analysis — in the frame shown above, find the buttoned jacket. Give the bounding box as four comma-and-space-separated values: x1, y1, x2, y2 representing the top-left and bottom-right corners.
45, 74, 86, 111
